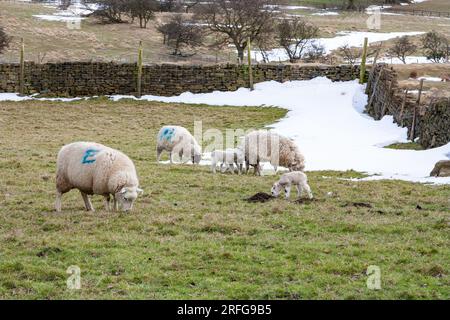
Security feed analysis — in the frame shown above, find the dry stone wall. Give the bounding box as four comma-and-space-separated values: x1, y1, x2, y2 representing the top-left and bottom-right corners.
0, 62, 359, 97
366, 64, 450, 149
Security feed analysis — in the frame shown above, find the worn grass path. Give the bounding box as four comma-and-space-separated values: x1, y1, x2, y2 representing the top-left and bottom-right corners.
0, 99, 448, 299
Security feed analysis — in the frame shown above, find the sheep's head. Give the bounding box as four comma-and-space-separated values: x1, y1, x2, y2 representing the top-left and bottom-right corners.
271, 182, 282, 197
115, 186, 143, 212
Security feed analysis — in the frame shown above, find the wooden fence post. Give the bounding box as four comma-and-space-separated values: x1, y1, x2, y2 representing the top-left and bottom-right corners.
399, 89, 408, 126
367, 68, 384, 114
19, 38, 25, 96
137, 40, 143, 98
410, 79, 424, 141
247, 37, 254, 91
359, 37, 368, 84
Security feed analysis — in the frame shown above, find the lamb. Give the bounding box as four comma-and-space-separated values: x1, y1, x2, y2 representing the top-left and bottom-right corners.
271, 171, 313, 200
156, 125, 202, 164
211, 148, 244, 174
243, 130, 305, 176
55, 142, 143, 212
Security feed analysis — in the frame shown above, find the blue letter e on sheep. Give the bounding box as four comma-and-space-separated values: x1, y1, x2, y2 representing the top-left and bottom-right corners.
82, 149, 99, 164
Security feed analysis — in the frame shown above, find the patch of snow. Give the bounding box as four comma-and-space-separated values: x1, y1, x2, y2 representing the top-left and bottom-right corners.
109, 78, 449, 184
363, 56, 433, 64
254, 31, 424, 62
33, 14, 85, 22
0, 93, 84, 102
417, 76, 443, 82
312, 11, 339, 16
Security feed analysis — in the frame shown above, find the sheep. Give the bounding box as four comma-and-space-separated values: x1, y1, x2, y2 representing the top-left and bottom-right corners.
271, 171, 313, 200
430, 160, 450, 177
243, 130, 305, 176
55, 142, 143, 213
156, 125, 202, 164
211, 148, 244, 174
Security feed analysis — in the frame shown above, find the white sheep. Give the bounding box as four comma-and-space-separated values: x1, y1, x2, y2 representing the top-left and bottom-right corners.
55, 142, 143, 212
156, 125, 202, 164
271, 171, 313, 200
211, 148, 244, 174
243, 130, 305, 176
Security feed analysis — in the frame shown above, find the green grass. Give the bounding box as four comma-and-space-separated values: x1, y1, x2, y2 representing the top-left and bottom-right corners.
385, 142, 425, 151
0, 98, 449, 299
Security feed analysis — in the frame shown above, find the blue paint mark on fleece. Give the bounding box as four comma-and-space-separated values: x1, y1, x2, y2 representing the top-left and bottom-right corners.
160, 128, 175, 142
82, 149, 99, 164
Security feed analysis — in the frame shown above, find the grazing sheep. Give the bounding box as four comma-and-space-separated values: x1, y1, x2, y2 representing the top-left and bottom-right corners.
157, 125, 202, 164
55, 142, 143, 212
271, 171, 313, 200
243, 130, 305, 176
211, 148, 244, 174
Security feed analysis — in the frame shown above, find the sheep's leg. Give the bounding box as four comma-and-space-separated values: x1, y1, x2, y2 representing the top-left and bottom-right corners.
81, 191, 95, 212
284, 185, 291, 199
55, 191, 63, 212
295, 184, 302, 198
273, 165, 278, 173
113, 195, 119, 211
103, 195, 111, 211
169, 152, 173, 164
178, 149, 184, 163
301, 181, 313, 199
245, 159, 250, 174
156, 147, 163, 163
255, 162, 262, 176
211, 161, 217, 174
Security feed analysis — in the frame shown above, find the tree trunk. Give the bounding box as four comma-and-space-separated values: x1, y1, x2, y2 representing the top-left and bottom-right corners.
237, 47, 244, 64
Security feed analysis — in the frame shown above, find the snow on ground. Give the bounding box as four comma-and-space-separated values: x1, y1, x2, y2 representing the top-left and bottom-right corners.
312, 11, 339, 16
418, 76, 443, 82
253, 31, 424, 62
1, 78, 449, 184
360, 56, 433, 64
106, 78, 448, 184
33, 0, 97, 22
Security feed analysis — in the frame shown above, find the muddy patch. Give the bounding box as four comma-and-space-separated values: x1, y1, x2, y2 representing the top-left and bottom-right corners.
245, 192, 275, 203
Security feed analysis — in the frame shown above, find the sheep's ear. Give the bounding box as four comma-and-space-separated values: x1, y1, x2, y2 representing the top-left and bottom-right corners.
137, 188, 144, 194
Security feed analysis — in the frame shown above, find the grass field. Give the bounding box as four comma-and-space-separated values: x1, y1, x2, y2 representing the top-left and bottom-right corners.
0, 98, 448, 299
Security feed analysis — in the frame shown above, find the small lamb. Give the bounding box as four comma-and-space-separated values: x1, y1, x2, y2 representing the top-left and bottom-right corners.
271, 171, 313, 199
211, 148, 244, 174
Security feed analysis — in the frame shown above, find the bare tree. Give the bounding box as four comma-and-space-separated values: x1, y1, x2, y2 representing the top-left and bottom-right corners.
253, 23, 277, 63
422, 31, 449, 63
277, 17, 319, 63
304, 42, 325, 62
91, 0, 128, 24
338, 44, 359, 66
195, 0, 281, 63
181, 0, 201, 13
157, 15, 203, 56
157, 0, 182, 12
127, 0, 158, 28
388, 36, 417, 64
0, 27, 10, 54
